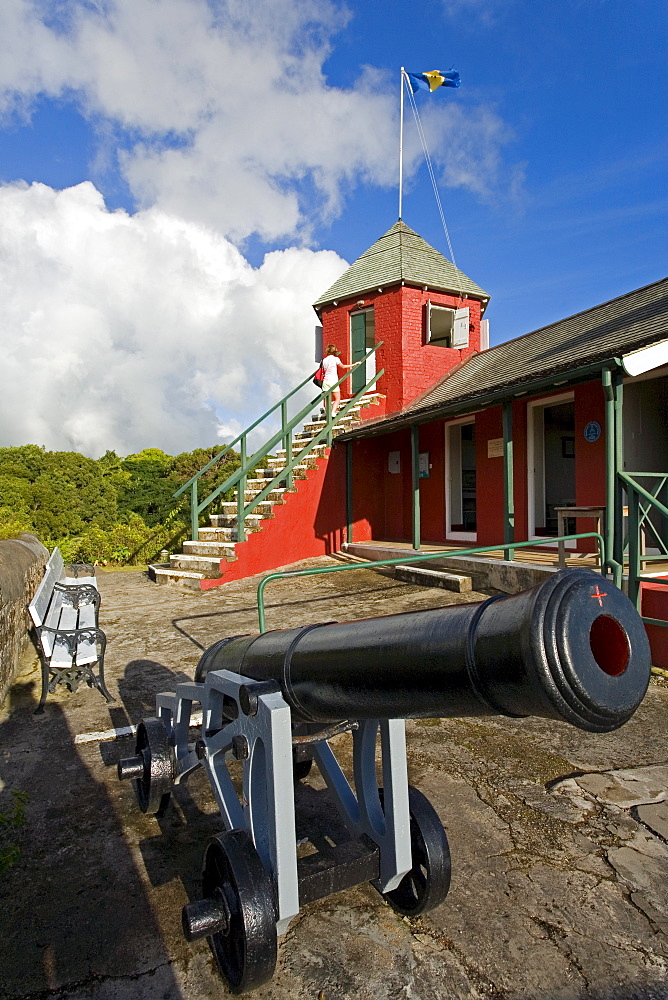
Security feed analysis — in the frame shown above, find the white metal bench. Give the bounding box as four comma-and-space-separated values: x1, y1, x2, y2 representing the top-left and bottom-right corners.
28, 548, 114, 714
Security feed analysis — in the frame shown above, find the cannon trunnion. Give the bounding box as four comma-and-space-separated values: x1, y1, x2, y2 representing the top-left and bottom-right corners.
117, 569, 650, 993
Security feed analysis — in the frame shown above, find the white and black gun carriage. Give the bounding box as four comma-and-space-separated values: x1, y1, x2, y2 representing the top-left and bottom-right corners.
118, 568, 650, 993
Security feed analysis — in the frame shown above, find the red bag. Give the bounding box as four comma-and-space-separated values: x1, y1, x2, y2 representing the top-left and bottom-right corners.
313, 363, 325, 388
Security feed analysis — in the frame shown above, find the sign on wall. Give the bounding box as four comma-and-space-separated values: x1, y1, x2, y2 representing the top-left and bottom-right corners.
487, 437, 504, 458
419, 452, 430, 478
584, 421, 601, 443
388, 451, 401, 474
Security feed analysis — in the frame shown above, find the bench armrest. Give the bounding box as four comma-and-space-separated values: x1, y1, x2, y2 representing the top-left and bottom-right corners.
54, 582, 100, 611
63, 562, 95, 579
37, 625, 106, 659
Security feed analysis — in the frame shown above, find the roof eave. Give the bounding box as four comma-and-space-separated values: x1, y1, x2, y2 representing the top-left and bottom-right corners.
334, 357, 625, 443
313, 279, 490, 314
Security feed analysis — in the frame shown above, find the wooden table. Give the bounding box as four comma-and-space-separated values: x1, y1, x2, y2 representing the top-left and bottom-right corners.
555, 506, 606, 568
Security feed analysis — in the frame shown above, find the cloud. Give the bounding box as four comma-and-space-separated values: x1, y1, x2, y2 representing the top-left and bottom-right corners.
0, 0, 520, 240
440, 0, 510, 25
403, 100, 524, 205
0, 2, 525, 461
0, 0, 398, 241
0, 180, 348, 456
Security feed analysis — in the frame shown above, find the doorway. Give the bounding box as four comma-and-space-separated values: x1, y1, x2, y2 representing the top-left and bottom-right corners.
446, 419, 476, 540
528, 395, 575, 538
350, 309, 376, 395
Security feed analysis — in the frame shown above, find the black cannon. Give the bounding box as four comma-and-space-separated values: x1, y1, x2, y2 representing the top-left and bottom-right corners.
118, 568, 650, 993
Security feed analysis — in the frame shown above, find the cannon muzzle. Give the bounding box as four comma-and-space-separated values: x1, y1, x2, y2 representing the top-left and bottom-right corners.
196, 569, 651, 733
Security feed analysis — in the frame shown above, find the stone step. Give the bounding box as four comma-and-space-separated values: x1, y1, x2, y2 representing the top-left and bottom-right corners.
302, 420, 327, 434
235, 487, 287, 503
218, 500, 275, 517
245, 478, 295, 493
266, 459, 313, 474
183, 540, 237, 558
199, 526, 235, 542
209, 513, 265, 529
169, 553, 226, 575
393, 565, 473, 594
150, 565, 207, 589
274, 445, 327, 462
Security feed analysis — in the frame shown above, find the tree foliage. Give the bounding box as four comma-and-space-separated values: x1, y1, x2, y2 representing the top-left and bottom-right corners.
0, 442, 246, 563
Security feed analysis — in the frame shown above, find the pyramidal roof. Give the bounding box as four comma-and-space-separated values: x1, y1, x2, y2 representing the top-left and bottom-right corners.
313, 220, 490, 310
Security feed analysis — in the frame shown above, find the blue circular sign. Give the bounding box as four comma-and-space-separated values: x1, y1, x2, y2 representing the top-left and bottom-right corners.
584, 421, 601, 443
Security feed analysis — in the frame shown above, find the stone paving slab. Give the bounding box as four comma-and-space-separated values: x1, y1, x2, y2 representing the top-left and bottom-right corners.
565, 766, 668, 809
1, 558, 667, 1000
638, 802, 668, 842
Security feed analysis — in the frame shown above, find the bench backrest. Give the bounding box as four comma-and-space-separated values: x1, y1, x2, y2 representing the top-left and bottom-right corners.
29, 549, 65, 628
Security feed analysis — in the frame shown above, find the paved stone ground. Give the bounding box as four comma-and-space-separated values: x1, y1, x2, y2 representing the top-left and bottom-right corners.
1, 557, 667, 1000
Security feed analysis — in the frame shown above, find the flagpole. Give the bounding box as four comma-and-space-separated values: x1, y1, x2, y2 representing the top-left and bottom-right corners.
399, 67, 405, 220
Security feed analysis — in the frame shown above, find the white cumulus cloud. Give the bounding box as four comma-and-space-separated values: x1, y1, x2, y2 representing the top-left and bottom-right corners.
0, 0, 522, 458
0, 181, 347, 456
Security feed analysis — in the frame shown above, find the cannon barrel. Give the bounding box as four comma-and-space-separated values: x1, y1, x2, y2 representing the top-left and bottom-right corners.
196, 569, 651, 733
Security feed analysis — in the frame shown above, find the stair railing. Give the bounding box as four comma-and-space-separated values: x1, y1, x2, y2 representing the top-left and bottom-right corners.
174, 343, 383, 541
618, 471, 668, 612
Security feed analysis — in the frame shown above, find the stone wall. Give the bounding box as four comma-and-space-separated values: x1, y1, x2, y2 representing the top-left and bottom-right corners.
0, 534, 48, 705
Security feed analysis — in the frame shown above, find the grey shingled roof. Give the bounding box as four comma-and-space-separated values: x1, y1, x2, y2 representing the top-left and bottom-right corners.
313, 220, 490, 309
337, 276, 668, 440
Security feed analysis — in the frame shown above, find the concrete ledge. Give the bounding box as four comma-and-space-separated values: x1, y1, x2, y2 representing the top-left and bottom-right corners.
394, 564, 472, 593
0, 533, 49, 705
342, 542, 559, 594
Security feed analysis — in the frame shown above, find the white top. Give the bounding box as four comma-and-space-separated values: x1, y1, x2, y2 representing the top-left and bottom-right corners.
322, 354, 341, 388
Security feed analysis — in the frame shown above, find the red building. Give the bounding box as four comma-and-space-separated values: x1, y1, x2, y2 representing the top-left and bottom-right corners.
158, 221, 668, 663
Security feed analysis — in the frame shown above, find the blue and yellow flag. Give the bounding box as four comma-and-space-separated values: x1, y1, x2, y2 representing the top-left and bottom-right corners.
407, 70, 460, 94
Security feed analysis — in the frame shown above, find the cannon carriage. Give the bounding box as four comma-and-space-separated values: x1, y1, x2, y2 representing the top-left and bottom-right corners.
118, 568, 651, 993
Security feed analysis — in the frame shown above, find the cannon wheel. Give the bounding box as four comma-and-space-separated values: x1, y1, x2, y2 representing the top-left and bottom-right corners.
133, 717, 173, 815
380, 785, 451, 917
203, 830, 277, 994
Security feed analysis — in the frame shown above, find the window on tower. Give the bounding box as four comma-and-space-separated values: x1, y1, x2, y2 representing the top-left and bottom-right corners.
426, 302, 469, 348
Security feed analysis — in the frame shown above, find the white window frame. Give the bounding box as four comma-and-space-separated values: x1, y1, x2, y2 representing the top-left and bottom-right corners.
445, 416, 477, 542
527, 392, 576, 548
427, 303, 469, 348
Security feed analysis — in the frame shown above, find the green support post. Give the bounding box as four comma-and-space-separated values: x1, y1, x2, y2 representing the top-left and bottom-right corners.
628, 485, 640, 609
325, 394, 333, 447
411, 425, 421, 551
657, 475, 668, 557
237, 435, 247, 544
613, 371, 625, 584
281, 401, 293, 490
502, 401, 515, 561
346, 441, 353, 545
191, 481, 199, 541
602, 369, 615, 578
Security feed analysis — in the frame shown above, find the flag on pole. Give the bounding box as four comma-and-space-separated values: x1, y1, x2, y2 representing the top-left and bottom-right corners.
406, 69, 460, 94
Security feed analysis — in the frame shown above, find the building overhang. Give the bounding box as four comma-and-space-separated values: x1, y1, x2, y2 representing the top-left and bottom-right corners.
622, 338, 668, 377
312, 281, 490, 319
334, 358, 626, 444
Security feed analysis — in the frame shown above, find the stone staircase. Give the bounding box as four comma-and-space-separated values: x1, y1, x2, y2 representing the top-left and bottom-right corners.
150, 394, 383, 587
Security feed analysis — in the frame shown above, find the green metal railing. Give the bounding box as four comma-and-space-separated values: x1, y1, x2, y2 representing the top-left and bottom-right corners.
173, 344, 383, 541
255, 531, 604, 632
619, 471, 668, 617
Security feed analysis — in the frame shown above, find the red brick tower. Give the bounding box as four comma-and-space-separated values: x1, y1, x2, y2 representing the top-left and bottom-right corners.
313, 220, 490, 418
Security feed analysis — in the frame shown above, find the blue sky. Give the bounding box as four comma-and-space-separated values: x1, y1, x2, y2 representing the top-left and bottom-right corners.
0, 0, 666, 456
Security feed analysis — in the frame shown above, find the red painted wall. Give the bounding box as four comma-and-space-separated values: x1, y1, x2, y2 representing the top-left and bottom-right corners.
641, 581, 668, 668
417, 421, 446, 543
350, 438, 385, 541
342, 381, 610, 556
201, 447, 347, 590
574, 380, 607, 553
318, 286, 483, 417
470, 407, 505, 546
